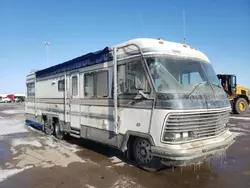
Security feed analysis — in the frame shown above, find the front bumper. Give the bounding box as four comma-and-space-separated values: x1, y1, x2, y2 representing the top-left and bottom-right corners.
151, 130, 235, 166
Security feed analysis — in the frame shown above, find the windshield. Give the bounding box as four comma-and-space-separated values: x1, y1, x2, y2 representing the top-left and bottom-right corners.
146, 55, 223, 94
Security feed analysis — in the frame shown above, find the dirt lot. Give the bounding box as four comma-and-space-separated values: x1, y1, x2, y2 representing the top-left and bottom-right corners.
0, 103, 250, 188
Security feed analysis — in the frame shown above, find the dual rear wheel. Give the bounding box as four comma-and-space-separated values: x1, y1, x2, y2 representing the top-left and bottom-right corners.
42, 117, 162, 171
43, 118, 64, 140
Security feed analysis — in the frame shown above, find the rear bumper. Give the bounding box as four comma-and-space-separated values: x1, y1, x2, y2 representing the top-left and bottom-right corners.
151, 130, 235, 166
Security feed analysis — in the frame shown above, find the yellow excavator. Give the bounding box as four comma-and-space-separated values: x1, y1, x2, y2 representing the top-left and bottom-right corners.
217, 74, 250, 114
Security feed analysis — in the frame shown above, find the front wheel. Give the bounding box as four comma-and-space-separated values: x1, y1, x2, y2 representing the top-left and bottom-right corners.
234, 98, 248, 115
133, 138, 164, 172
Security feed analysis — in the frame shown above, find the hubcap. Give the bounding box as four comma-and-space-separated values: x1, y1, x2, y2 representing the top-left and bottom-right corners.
239, 102, 246, 111
135, 139, 153, 164
44, 123, 54, 135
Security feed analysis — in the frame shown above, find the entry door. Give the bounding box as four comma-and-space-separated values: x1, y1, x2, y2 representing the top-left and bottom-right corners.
69, 73, 80, 129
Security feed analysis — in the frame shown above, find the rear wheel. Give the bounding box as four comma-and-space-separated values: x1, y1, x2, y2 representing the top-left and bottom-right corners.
44, 119, 54, 135
133, 137, 164, 172
234, 98, 248, 115
54, 121, 64, 140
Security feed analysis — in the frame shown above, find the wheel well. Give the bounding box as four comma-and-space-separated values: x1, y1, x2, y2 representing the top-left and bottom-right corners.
236, 95, 249, 105
126, 135, 137, 160
52, 117, 59, 126
42, 115, 47, 123
126, 135, 154, 161
41, 115, 60, 129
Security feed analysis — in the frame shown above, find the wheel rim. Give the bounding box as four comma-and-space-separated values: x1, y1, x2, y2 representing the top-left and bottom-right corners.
44, 123, 54, 135
135, 139, 153, 164
239, 102, 246, 111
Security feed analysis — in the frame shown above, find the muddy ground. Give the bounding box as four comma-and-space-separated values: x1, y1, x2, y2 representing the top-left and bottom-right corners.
0, 103, 250, 188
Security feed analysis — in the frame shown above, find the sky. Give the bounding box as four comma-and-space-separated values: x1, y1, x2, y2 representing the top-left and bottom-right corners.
0, 0, 250, 93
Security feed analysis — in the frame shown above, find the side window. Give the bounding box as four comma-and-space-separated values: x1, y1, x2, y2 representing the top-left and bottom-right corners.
117, 60, 151, 94
72, 76, 78, 96
27, 83, 35, 97
84, 74, 94, 97
96, 71, 108, 97
58, 79, 65, 91
118, 65, 126, 93
84, 71, 109, 98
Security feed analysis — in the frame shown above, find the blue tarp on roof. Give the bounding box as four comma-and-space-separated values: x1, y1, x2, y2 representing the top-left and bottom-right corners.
36, 47, 111, 78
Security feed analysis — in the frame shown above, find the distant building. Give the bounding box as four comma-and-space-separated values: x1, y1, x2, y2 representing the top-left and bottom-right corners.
0, 93, 25, 97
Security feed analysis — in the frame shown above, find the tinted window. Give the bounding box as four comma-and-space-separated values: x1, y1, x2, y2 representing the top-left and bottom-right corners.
117, 60, 150, 94
96, 71, 108, 97
58, 79, 65, 91
84, 71, 109, 98
27, 83, 35, 96
72, 76, 78, 96
84, 74, 94, 97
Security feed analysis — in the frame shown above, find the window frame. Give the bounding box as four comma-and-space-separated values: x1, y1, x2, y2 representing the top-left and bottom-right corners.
117, 59, 152, 96
26, 82, 35, 97
84, 72, 95, 98
72, 75, 78, 96
58, 79, 65, 92
84, 70, 109, 98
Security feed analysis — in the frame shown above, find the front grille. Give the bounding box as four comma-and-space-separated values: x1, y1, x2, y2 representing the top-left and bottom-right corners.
164, 109, 230, 140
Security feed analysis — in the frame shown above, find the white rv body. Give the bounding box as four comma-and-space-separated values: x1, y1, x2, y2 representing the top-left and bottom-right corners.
25, 38, 235, 170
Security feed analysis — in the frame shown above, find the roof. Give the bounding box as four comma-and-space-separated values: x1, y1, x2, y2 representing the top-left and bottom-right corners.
36, 47, 110, 78
35, 38, 210, 78
113, 38, 210, 62
217, 74, 235, 77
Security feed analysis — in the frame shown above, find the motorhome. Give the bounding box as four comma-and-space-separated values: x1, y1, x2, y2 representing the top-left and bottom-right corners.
25, 38, 235, 171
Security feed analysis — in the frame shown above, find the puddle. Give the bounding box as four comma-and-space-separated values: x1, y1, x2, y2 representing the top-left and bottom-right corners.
0, 143, 11, 161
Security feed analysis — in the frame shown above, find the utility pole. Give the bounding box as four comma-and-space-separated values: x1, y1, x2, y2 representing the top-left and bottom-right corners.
183, 10, 187, 44
44, 41, 50, 66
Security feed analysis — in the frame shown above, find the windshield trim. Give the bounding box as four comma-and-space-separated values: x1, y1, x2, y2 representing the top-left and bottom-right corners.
144, 54, 223, 95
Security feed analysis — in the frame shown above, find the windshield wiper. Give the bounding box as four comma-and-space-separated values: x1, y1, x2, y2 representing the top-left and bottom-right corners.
186, 81, 208, 99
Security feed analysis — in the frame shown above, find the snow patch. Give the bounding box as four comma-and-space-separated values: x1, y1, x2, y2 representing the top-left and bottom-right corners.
44, 137, 57, 147
1, 109, 25, 114
230, 127, 250, 133
39, 136, 81, 152
86, 185, 96, 188
10, 147, 17, 155
230, 117, 250, 121
12, 138, 42, 147
0, 165, 33, 182
111, 177, 143, 188
227, 123, 236, 127
110, 156, 122, 163
60, 142, 81, 153
232, 132, 247, 137
0, 122, 28, 136
107, 162, 126, 168
13, 146, 86, 168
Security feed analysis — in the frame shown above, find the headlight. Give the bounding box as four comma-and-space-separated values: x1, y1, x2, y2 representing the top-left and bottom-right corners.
182, 132, 188, 138
164, 132, 189, 141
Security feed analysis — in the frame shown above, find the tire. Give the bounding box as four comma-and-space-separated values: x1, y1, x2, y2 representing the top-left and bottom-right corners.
133, 137, 164, 172
234, 98, 248, 115
54, 121, 64, 140
44, 119, 54, 135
